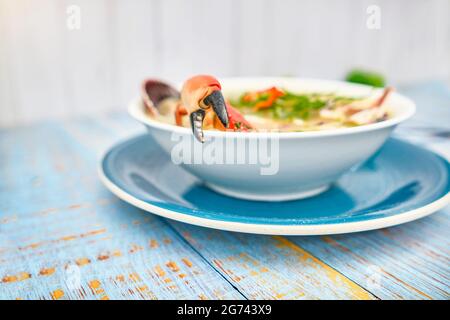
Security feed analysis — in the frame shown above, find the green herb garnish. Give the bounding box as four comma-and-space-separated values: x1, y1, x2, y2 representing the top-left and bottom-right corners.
345, 69, 385, 87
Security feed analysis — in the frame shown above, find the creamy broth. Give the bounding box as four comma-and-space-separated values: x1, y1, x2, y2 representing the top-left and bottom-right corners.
150, 86, 393, 132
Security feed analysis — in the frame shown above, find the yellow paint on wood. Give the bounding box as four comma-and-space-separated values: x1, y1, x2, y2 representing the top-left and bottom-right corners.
129, 273, 141, 282
89, 279, 101, 289
166, 261, 180, 272
89, 279, 105, 295
51, 289, 64, 300
113, 250, 122, 257
149, 239, 159, 248
115, 275, 125, 282
137, 285, 148, 292
98, 253, 110, 261
75, 257, 91, 266
60, 235, 77, 241
154, 265, 166, 277
272, 236, 374, 300
1, 272, 31, 283
39, 267, 56, 276
182, 258, 193, 268
81, 228, 106, 238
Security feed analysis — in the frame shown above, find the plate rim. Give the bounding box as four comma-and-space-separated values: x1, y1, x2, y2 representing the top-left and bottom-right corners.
98, 136, 450, 235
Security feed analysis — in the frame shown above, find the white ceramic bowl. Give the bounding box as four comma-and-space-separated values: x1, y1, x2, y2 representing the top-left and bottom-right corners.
129, 78, 415, 201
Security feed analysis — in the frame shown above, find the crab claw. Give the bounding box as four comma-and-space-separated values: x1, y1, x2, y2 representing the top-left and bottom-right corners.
181, 75, 229, 142
190, 109, 206, 142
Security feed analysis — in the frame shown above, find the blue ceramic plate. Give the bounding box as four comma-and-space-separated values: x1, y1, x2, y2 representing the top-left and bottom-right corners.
99, 135, 450, 235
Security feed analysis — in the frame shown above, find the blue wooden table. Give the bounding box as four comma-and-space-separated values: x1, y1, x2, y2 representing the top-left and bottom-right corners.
1, 81, 449, 300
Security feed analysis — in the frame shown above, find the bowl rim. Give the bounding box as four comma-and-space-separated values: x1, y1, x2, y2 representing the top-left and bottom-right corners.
129, 77, 416, 139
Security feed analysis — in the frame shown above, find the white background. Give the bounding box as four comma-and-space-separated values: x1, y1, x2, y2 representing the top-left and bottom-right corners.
0, 0, 449, 127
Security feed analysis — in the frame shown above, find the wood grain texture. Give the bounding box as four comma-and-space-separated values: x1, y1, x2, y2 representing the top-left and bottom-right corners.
284, 82, 450, 300
169, 223, 375, 299
288, 211, 450, 300
0, 81, 449, 299
59, 114, 376, 300
0, 124, 243, 300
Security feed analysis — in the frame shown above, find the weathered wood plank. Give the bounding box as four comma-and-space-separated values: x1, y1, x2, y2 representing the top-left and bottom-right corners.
0, 124, 243, 300
1, 79, 448, 299
70, 113, 376, 299
171, 223, 375, 299
93, 105, 449, 300
288, 210, 450, 300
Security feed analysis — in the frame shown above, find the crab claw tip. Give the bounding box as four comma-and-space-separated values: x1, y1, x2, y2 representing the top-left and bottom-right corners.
203, 90, 229, 128
190, 109, 206, 143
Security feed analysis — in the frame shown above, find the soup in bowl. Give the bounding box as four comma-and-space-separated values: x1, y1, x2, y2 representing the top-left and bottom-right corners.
129, 76, 415, 201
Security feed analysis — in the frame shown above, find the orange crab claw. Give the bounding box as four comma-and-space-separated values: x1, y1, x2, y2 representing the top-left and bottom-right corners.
181, 75, 229, 142
175, 103, 188, 126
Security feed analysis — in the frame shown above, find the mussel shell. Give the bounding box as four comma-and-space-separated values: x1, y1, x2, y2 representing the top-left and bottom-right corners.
142, 79, 180, 116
